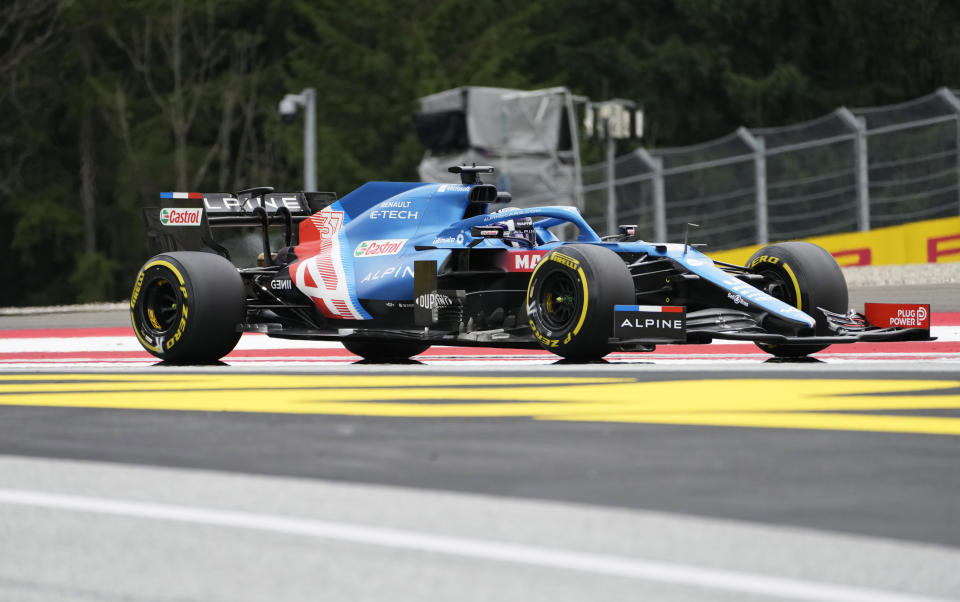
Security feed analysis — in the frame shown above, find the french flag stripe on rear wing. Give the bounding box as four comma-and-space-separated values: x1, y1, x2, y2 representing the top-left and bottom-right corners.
160, 192, 204, 199
615, 305, 684, 313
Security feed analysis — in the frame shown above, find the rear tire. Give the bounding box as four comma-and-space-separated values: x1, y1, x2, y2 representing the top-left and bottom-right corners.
130, 251, 245, 364
746, 242, 847, 357
525, 244, 635, 360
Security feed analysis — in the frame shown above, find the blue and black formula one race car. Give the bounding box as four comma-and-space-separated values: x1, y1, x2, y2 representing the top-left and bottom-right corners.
130, 165, 932, 363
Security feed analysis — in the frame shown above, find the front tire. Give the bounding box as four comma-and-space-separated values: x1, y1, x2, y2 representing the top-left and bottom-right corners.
130, 251, 245, 364
525, 244, 635, 360
747, 242, 847, 357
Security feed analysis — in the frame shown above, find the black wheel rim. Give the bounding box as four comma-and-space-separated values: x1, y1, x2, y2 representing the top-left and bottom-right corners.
538, 271, 580, 331
140, 278, 182, 334
760, 270, 798, 308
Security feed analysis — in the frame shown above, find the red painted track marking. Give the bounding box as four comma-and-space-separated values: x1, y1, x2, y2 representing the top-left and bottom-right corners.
3, 311, 959, 340
0, 313, 956, 363
0, 327, 133, 339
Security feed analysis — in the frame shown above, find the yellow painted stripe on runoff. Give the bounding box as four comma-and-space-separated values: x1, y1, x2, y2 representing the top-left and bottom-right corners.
0, 374, 627, 393
0, 375, 958, 435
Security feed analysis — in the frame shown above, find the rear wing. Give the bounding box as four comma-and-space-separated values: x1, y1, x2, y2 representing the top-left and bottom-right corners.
143, 189, 336, 261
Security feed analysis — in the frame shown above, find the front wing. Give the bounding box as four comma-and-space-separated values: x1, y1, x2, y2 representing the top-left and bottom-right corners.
248, 305, 934, 350
610, 305, 934, 348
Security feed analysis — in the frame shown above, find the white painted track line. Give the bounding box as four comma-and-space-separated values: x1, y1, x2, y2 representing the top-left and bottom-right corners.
0, 488, 953, 602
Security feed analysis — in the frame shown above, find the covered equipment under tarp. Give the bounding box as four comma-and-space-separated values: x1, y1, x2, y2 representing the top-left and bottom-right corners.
415, 86, 584, 209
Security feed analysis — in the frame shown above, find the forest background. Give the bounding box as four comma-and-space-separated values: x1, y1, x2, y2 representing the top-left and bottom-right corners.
2, 0, 958, 305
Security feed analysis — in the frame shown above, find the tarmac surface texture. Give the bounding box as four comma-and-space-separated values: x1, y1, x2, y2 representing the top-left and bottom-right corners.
0, 282, 957, 601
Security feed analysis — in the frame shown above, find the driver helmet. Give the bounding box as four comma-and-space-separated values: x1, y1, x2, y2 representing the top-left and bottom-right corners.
494, 217, 536, 246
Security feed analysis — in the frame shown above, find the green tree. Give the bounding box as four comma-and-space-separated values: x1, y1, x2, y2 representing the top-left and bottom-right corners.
2, 0, 959, 305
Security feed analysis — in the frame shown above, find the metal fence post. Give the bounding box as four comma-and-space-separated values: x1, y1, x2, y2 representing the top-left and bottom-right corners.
836, 107, 870, 231
563, 90, 585, 212
303, 88, 317, 191
935, 87, 960, 214
736, 127, 768, 245
605, 129, 616, 236
635, 147, 666, 241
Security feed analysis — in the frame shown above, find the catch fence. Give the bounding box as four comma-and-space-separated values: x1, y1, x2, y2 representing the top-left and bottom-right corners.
523, 89, 960, 248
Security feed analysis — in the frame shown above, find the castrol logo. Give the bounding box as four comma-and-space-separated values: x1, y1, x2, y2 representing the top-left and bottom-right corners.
160, 207, 204, 226
353, 239, 406, 258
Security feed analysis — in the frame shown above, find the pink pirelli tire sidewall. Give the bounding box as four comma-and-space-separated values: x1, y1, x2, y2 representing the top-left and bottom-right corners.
525, 244, 635, 360
130, 251, 245, 364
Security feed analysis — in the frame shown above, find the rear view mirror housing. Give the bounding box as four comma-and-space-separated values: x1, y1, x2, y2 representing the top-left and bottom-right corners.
470, 225, 506, 239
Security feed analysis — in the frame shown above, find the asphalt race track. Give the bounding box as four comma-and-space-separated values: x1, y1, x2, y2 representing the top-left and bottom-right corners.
0, 297, 959, 601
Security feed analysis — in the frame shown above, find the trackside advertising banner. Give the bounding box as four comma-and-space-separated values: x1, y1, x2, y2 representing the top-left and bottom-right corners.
710, 216, 960, 267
